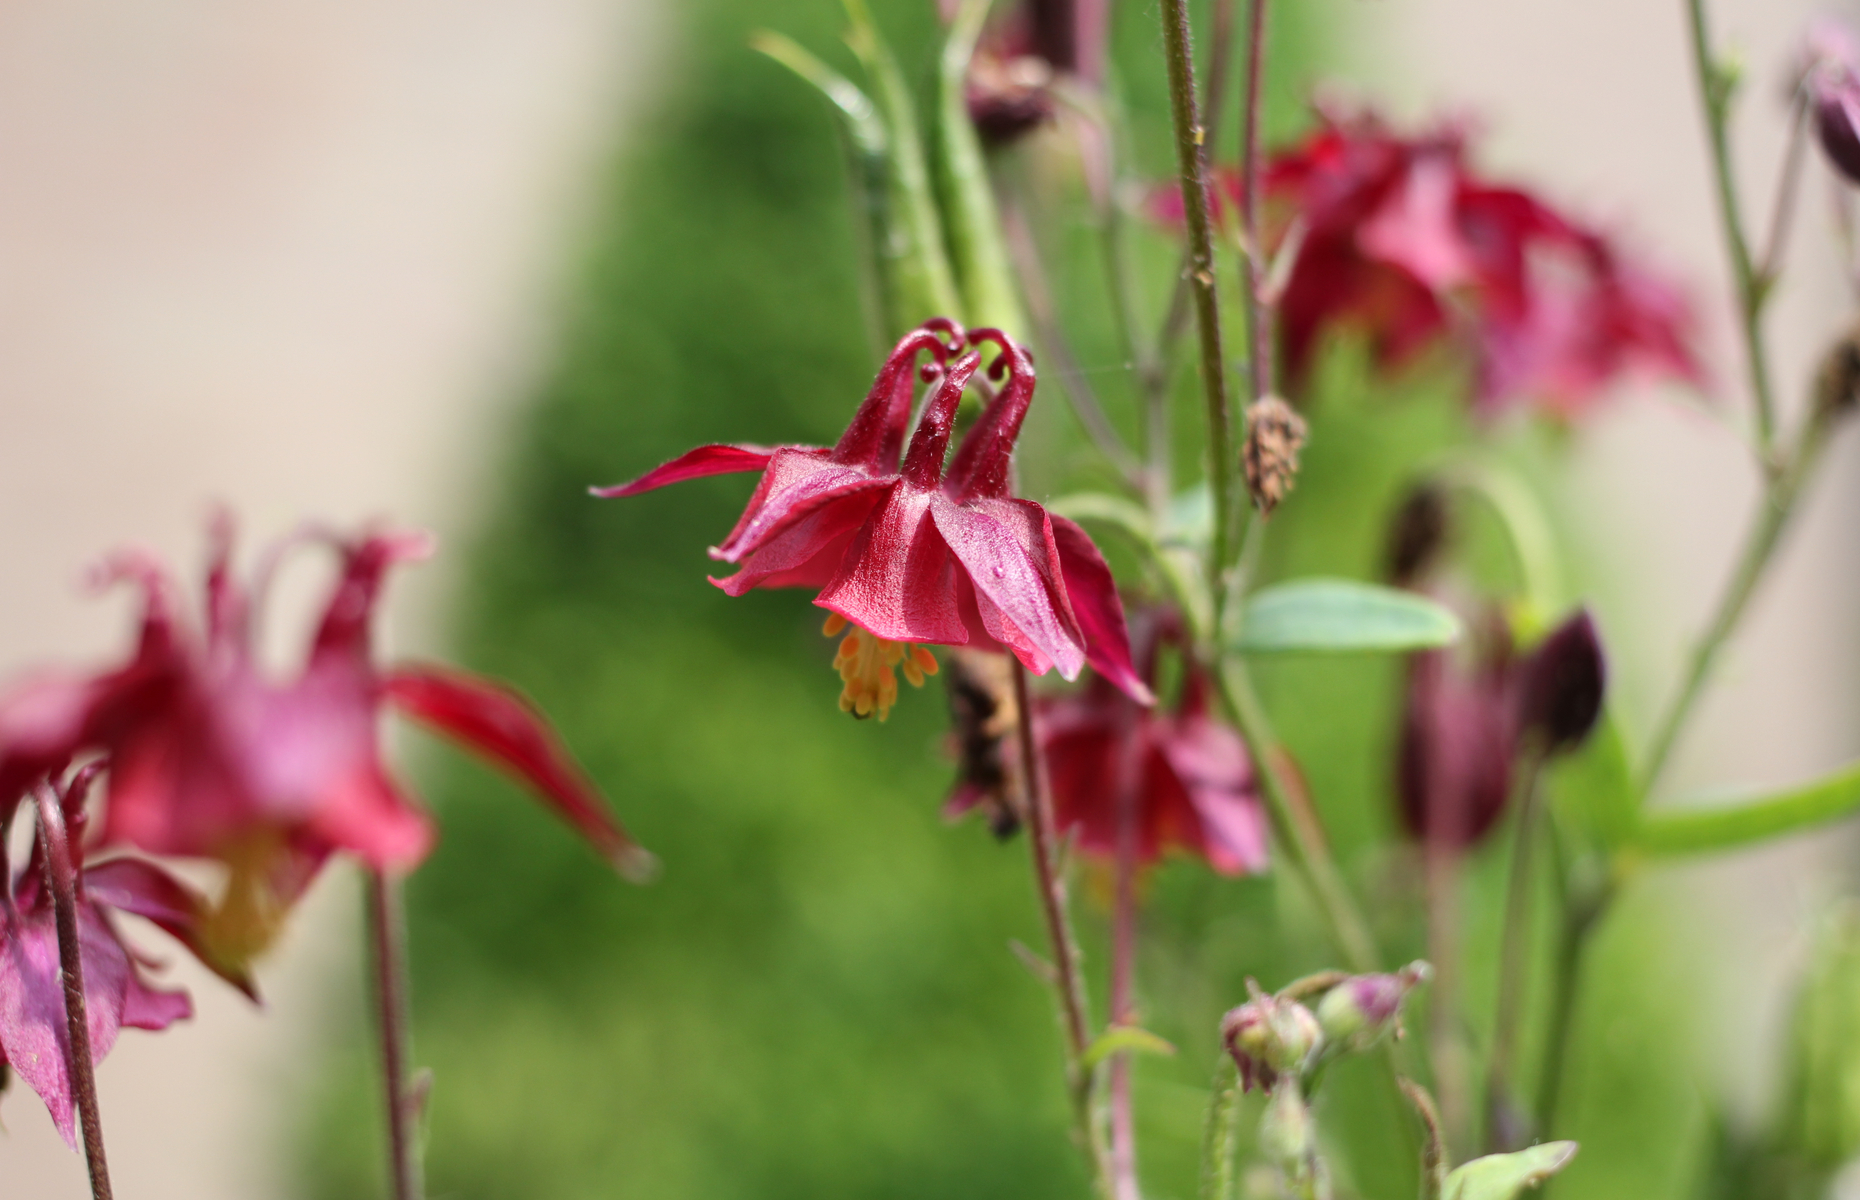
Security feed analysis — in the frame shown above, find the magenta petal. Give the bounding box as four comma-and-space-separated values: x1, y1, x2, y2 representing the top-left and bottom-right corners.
85, 858, 258, 1001
384, 664, 655, 882
712, 454, 896, 563
930, 496, 1086, 679
710, 495, 884, 597
589, 443, 779, 498
1162, 720, 1267, 875
815, 489, 970, 646
944, 335, 1036, 502
1049, 516, 1152, 704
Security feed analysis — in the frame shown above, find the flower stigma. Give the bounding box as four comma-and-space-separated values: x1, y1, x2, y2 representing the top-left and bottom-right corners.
822, 611, 939, 721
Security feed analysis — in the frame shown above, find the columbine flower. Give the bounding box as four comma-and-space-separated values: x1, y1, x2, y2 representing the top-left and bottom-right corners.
1151, 109, 1700, 416
1397, 608, 1605, 849
969, 612, 1263, 873
944, 0, 1107, 143
597, 321, 1149, 720
0, 517, 647, 969
0, 767, 205, 1146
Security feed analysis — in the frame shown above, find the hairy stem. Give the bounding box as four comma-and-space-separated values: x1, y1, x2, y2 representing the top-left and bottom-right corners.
1238, 0, 1274, 406
1157, 0, 1237, 628
1685, 0, 1780, 452
1215, 663, 1380, 973
35, 784, 113, 1200
1198, 1055, 1243, 1200
368, 869, 424, 1200
1011, 660, 1107, 1185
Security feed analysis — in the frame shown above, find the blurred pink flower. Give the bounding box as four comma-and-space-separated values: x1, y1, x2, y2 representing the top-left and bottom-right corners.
1800, 20, 1860, 184
1151, 110, 1702, 417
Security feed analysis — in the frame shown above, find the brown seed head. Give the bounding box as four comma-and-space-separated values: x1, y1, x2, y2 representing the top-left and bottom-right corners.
1243, 396, 1308, 516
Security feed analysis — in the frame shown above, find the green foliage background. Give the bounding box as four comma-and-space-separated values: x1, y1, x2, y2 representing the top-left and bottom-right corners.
298, 1, 1711, 1197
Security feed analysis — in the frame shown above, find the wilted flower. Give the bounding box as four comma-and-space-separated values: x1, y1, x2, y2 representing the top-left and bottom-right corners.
0, 518, 647, 971
1242, 396, 1309, 516
1152, 110, 1701, 416
598, 322, 1149, 720
984, 612, 1265, 874
1398, 608, 1606, 849
0, 768, 202, 1146
1222, 987, 1323, 1093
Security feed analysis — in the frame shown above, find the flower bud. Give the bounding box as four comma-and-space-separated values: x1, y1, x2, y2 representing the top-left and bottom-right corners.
1314, 961, 1432, 1052
1385, 482, 1453, 587
1814, 321, 1860, 425
1516, 610, 1605, 755
1258, 1082, 1320, 1188
1801, 22, 1860, 185
1221, 989, 1323, 1092
1242, 396, 1308, 516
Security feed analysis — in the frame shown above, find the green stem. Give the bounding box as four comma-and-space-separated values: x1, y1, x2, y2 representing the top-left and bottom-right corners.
1238, 0, 1273, 406
1157, 0, 1236, 630
1198, 1056, 1243, 1200
1685, 0, 1779, 452
1534, 884, 1608, 1137
369, 869, 424, 1200
1484, 751, 1547, 1152
1215, 661, 1380, 973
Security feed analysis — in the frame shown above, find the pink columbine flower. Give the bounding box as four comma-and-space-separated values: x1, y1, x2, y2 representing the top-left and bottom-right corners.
0, 517, 648, 971
0, 767, 208, 1146
596, 321, 1149, 720
1150, 109, 1701, 417
980, 613, 1264, 875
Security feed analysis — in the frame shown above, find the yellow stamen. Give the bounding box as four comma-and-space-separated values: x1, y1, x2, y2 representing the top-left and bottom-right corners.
825, 619, 938, 721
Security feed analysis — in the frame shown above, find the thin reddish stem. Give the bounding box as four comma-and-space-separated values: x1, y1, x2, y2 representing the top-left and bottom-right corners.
1010, 660, 1104, 1181
1109, 726, 1143, 1200
368, 869, 424, 1200
1239, 0, 1273, 405
35, 783, 114, 1200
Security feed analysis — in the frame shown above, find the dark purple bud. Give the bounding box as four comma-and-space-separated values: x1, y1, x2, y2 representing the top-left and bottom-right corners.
966, 52, 1057, 145
1517, 610, 1606, 755
1385, 483, 1453, 586
1802, 21, 1860, 185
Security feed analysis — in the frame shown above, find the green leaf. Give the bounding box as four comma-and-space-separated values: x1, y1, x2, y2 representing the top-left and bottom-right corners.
1638, 760, 1860, 856
1547, 712, 1639, 851
1232, 579, 1462, 655
1443, 1142, 1578, 1200
1081, 1025, 1177, 1071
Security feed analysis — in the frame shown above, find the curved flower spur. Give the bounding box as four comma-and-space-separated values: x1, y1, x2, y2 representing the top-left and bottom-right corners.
595, 320, 1151, 719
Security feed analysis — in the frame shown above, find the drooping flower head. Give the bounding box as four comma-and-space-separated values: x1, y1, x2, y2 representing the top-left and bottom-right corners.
1150, 108, 1701, 417
942, 0, 1109, 143
0, 517, 648, 974
597, 321, 1149, 720
955, 610, 1264, 874
1799, 20, 1860, 185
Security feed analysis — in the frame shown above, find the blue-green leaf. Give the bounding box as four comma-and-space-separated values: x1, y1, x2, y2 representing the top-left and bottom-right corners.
1232, 579, 1461, 655
1081, 1025, 1177, 1071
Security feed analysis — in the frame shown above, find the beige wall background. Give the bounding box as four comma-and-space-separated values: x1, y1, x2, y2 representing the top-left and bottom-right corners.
1, 0, 1856, 1194
0, 0, 664, 1194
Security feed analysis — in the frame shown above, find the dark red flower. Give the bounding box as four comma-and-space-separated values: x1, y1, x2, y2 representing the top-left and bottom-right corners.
0, 769, 202, 1147
0, 517, 648, 969
597, 322, 1149, 719
961, 613, 1263, 873
944, 0, 1107, 143
1397, 608, 1605, 849
1151, 110, 1701, 417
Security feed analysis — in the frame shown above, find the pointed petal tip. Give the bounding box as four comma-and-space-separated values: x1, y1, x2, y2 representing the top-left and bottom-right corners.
613, 844, 660, 885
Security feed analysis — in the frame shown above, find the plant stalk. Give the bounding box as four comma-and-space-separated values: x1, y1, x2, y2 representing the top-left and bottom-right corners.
1238, 0, 1274, 406
1198, 1055, 1243, 1200
35, 783, 114, 1200
1110, 723, 1143, 1200
1484, 752, 1547, 1152
368, 869, 424, 1200
1157, 0, 1237, 628
1011, 659, 1106, 1184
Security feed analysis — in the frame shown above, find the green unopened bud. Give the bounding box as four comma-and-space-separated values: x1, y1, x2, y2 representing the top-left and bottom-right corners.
1258, 1080, 1317, 1175
1315, 961, 1432, 1053
1222, 987, 1323, 1092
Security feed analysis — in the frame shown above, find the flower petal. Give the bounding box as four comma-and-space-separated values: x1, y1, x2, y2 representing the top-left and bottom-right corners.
84, 857, 259, 1001
930, 495, 1086, 679
384, 664, 655, 882
1049, 516, 1152, 704
814, 488, 970, 646
588, 443, 779, 498
712, 453, 894, 563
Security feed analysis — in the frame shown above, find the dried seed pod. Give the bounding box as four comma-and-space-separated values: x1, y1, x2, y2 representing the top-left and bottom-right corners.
1813, 320, 1860, 424
1242, 396, 1309, 516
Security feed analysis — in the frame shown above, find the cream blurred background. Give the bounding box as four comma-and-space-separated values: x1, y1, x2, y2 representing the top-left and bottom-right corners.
1, 0, 1855, 1194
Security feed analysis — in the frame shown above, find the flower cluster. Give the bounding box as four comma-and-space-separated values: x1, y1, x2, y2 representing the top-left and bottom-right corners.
0, 518, 641, 1141
1152, 109, 1701, 416
598, 321, 1149, 720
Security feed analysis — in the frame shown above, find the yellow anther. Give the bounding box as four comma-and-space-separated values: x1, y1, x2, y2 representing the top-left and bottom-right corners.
825, 619, 937, 721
